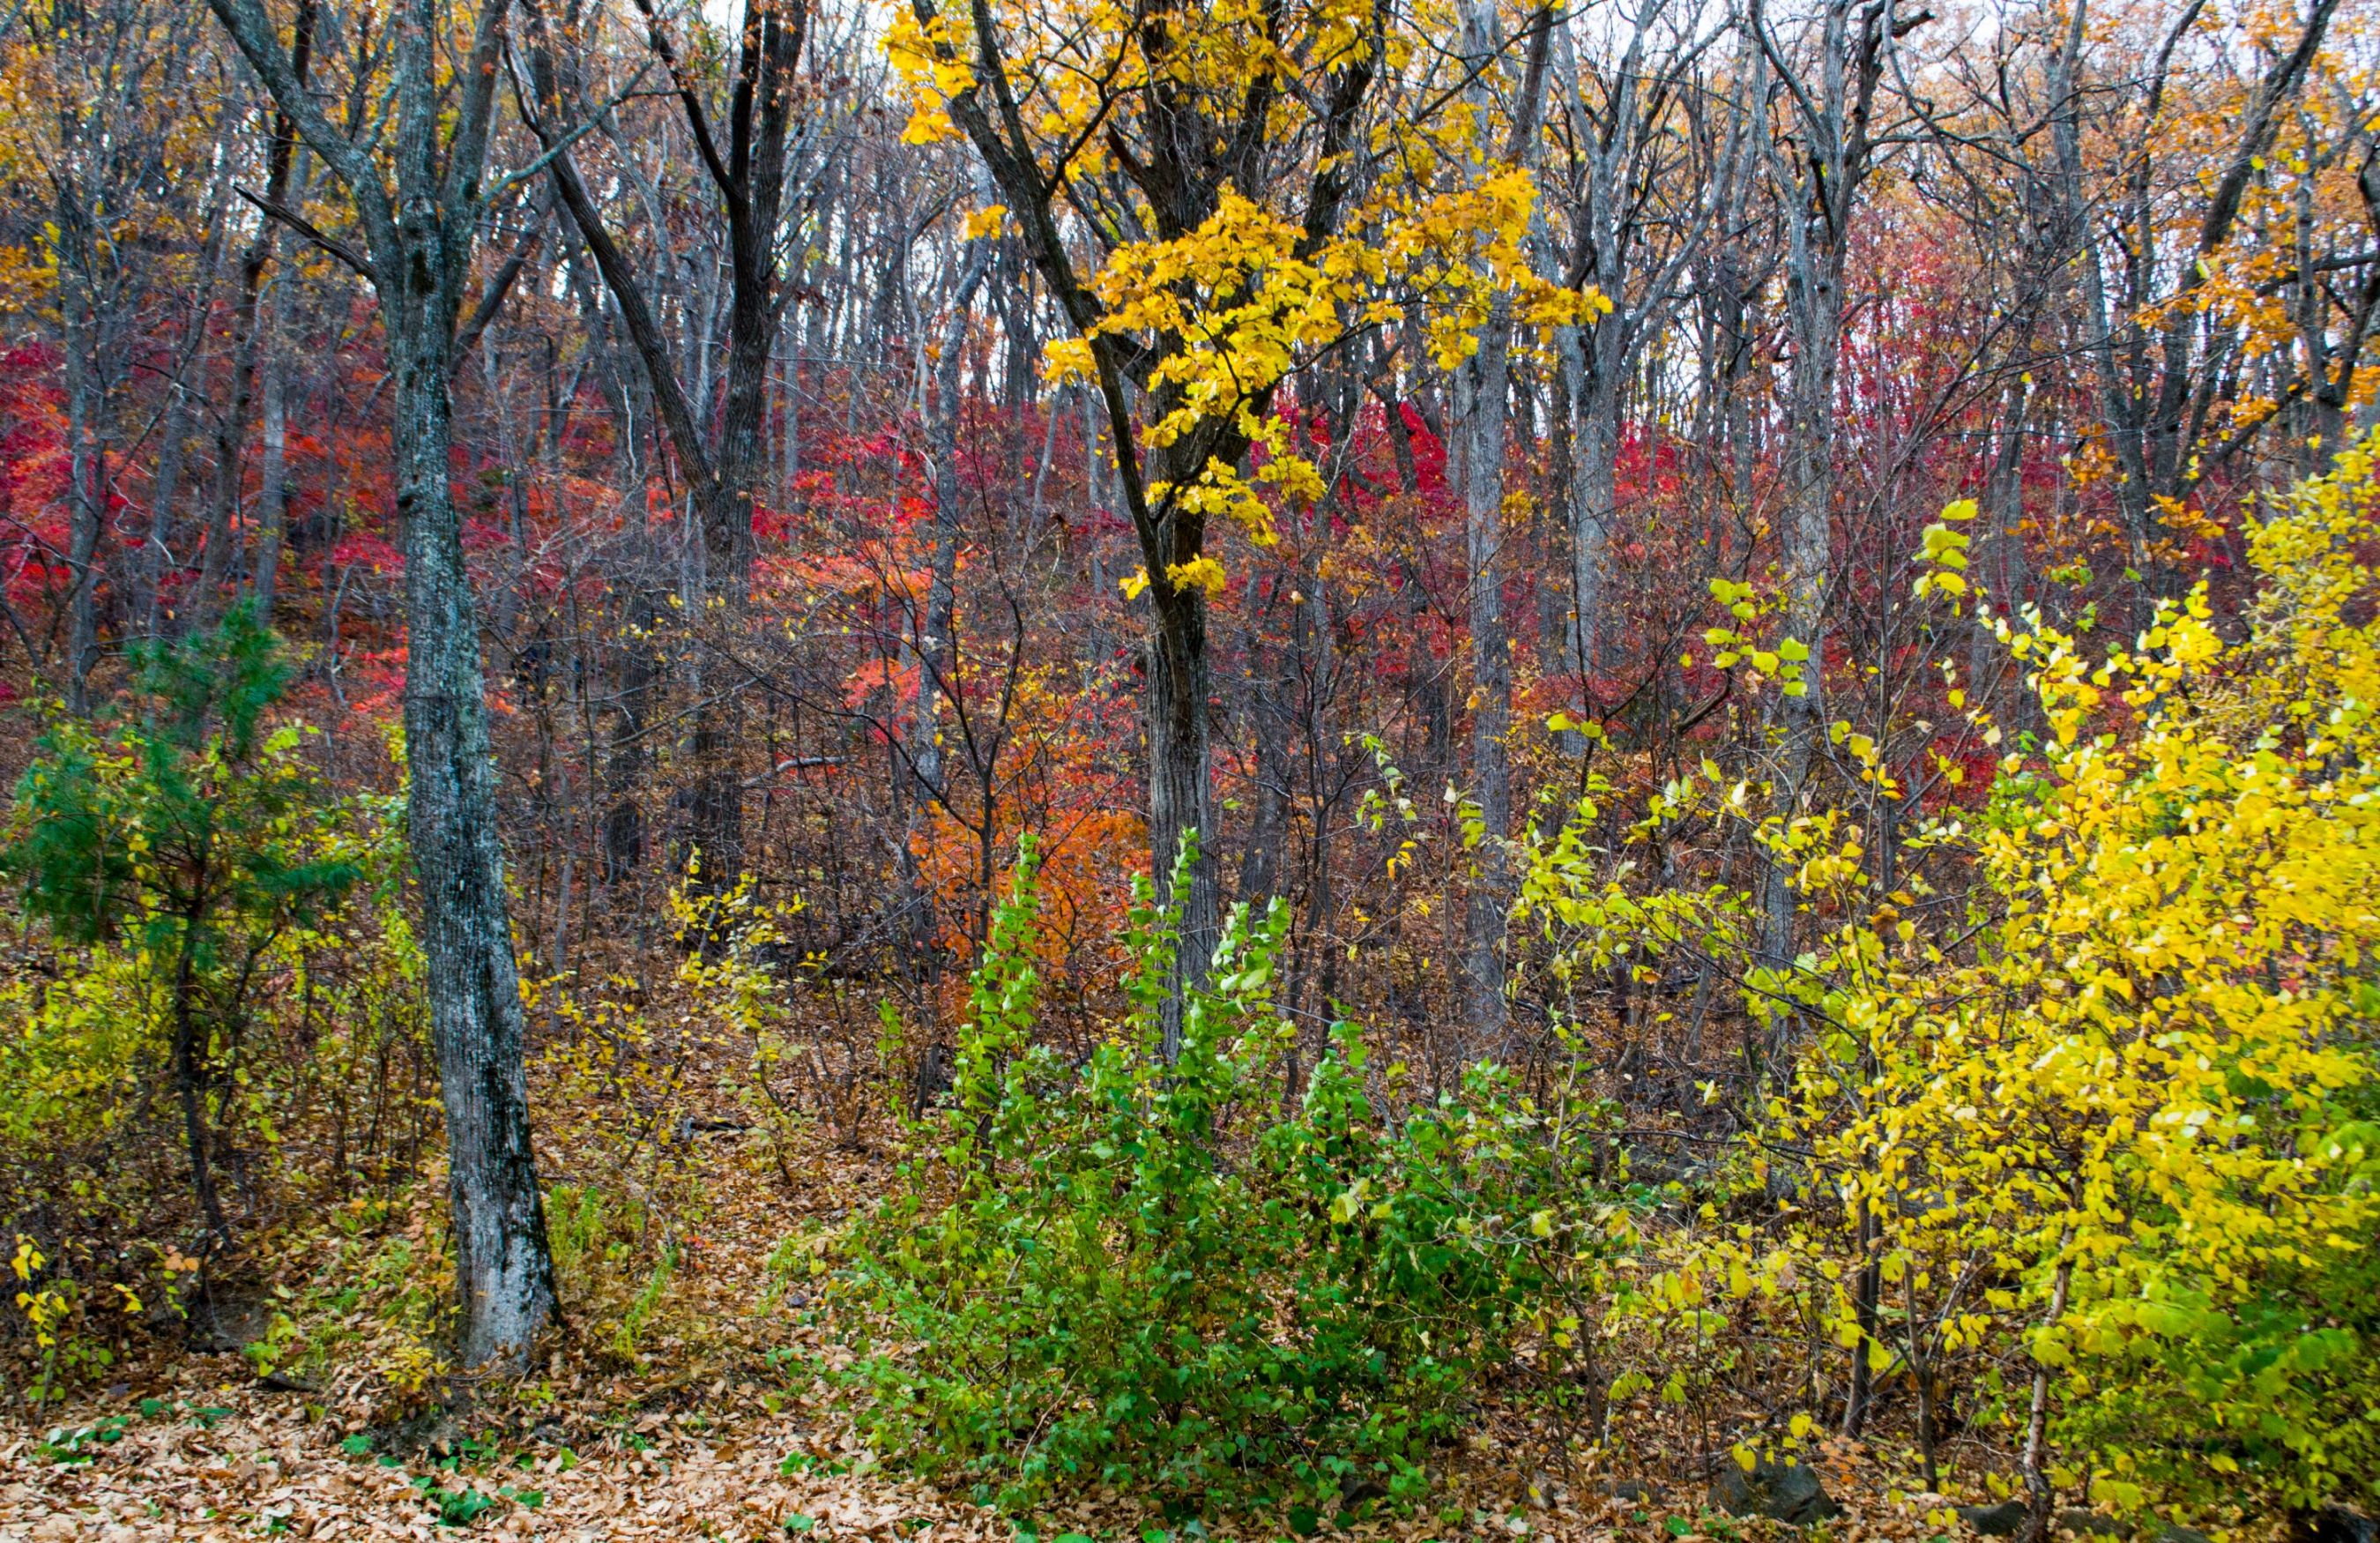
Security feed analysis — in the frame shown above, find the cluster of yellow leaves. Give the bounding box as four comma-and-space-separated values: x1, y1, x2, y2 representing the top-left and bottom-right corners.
1807, 437, 2380, 1513
890, 0, 1603, 599
883, 3, 978, 145
1521, 440, 2380, 1517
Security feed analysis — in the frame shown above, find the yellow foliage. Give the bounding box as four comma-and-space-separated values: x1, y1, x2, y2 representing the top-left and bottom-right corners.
1808, 439, 2380, 1512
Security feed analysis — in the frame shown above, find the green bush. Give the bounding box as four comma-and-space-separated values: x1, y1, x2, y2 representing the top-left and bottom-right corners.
0, 608, 415, 1399
847, 839, 1606, 1511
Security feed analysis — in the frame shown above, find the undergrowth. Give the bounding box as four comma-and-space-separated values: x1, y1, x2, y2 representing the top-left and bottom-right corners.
844, 838, 1619, 1513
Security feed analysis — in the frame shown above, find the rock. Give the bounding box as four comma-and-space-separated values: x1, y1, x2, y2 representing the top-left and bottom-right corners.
2056, 1512, 2126, 1539
1711, 1456, 1842, 1525
1958, 1501, 2030, 1537
1607, 1480, 1661, 1505
2153, 1526, 2213, 1543
2298, 1509, 2380, 1543
1336, 1465, 1387, 1507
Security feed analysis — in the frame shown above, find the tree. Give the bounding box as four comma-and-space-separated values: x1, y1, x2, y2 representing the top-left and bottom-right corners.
1451, 0, 1553, 1053
2057, 0, 2348, 597
517, 0, 815, 884
889, 0, 1577, 1042
4, 606, 356, 1257
1542, 0, 1713, 697
203, 0, 558, 1367
1746, 0, 1908, 973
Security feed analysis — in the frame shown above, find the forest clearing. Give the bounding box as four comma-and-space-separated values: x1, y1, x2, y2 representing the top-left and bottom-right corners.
1, 0, 2378, 1536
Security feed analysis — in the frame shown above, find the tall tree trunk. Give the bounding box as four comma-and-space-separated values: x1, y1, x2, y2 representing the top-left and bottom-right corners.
911, 245, 990, 804
1973, 370, 2032, 704
201, 0, 313, 631
1237, 653, 1290, 911
62, 265, 105, 713
1451, 0, 1551, 1054
392, 312, 559, 1369
1559, 332, 1621, 700
205, 0, 555, 1369
1148, 584, 1217, 1060
1751, 0, 1887, 980
519, 0, 808, 891
1458, 286, 1515, 1053
249, 255, 299, 623
145, 364, 198, 639
1765, 235, 1839, 973
898, 243, 991, 974
142, 182, 234, 640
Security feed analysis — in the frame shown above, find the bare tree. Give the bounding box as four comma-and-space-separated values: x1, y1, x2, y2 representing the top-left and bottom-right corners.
1454, 0, 1553, 1052
1747, 0, 1911, 968
518, 0, 815, 884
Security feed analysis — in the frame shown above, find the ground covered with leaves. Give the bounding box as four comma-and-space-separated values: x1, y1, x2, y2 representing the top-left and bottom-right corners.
0, 1349, 1978, 1542
0, 1103, 1989, 1543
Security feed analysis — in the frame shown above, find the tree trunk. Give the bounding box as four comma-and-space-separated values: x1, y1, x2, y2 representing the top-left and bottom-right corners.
200, 256, 268, 622
1764, 237, 1839, 973
911, 244, 991, 803
205, 0, 551, 1374
392, 326, 559, 1368
171, 913, 230, 1250
63, 271, 104, 713
2021, 1244, 2077, 1543
144, 367, 197, 640
1752, 0, 1885, 980
1450, 0, 1551, 1056
249, 258, 298, 623
1149, 586, 1217, 1062
1237, 657, 1290, 910
142, 186, 234, 641
1458, 287, 1515, 1054
1559, 327, 1621, 699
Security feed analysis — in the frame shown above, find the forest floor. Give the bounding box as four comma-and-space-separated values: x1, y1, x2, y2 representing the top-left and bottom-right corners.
0, 1050, 1977, 1542
0, 1383, 1966, 1543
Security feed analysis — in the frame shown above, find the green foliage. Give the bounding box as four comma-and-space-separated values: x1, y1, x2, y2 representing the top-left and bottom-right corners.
0, 608, 418, 1400
848, 837, 1607, 1511
546, 1182, 684, 1368
7, 602, 358, 953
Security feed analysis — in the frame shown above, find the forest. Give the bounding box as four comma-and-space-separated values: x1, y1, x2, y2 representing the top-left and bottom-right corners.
1, 0, 2377, 1536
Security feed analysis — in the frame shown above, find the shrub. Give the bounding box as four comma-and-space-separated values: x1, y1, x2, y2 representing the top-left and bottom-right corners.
1504, 446, 2380, 1525
1802, 447, 2380, 1521
0, 608, 418, 1399
847, 839, 1609, 1511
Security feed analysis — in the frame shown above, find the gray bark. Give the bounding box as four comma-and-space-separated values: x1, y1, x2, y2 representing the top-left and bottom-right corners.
249, 254, 299, 623
62, 252, 104, 713
1748, 0, 1893, 973
1454, 0, 1551, 1053
519, 0, 812, 885
205, 0, 557, 1369
1547, 0, 1709, 699
1457, 283, 1516, 1049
